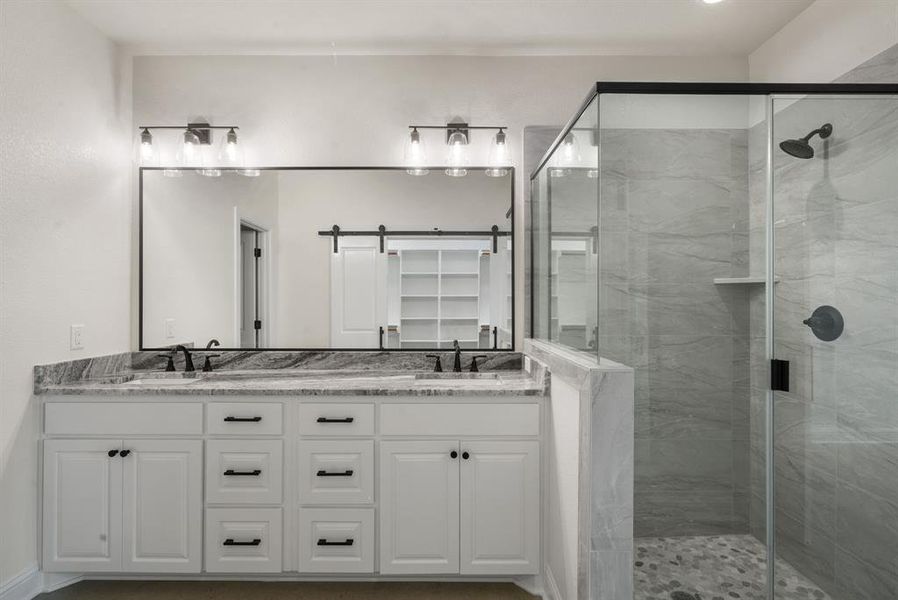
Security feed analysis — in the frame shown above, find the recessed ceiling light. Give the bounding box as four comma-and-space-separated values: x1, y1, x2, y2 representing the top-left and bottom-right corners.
703, 0, 725, 4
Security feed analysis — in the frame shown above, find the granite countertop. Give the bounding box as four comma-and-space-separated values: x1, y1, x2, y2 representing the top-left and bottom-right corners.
36, 368, 548, 397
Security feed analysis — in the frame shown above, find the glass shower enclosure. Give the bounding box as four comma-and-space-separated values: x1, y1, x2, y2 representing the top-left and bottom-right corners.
530, 83, 898, 600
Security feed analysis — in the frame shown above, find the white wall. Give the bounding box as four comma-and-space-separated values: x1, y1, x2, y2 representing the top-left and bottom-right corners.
0, 0, 131, 588
132, 54, 748, 348
750, 0, 898, 82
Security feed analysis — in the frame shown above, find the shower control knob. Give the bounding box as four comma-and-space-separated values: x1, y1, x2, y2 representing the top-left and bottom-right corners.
803, 305, 844, 342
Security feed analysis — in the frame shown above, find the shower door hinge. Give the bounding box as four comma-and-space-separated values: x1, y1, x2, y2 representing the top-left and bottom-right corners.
770, 359, 790, 392
253, 247, 261, 258
254, 320, 262, 331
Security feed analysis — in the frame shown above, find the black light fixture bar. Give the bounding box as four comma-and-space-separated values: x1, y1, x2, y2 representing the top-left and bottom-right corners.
138, 125, 240, 130
318, 224, 510, 253
408, 125, 506, 130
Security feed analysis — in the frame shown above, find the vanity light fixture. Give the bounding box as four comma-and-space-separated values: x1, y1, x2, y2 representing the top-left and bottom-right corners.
137, 123, 252, 177
139, 128, 155, 164
404, 127, 429, 176
405, 123, 508, 178
445, 127, 469, 177
485, 128, 509, 178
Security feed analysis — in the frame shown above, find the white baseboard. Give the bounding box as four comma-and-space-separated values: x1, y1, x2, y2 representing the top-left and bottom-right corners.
543, 566, 562, 600
0, 565, 41, 600
512, 575, 544, 599
42, 573, 83, 594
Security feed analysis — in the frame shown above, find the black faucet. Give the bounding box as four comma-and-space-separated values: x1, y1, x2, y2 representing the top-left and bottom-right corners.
425, 354, 443, 372
173, 345, 195, 372
452, 340, 462, 373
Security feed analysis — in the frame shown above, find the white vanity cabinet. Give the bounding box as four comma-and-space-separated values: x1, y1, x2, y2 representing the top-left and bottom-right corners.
42, 438, 202, 573
378, 402, 541, 576
41, 393, 542, 581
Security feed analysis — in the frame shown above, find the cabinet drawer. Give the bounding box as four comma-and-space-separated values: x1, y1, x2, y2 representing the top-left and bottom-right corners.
206, 440, 283, 504
207, 403, 283, 435
380, 403, 540, 437
298, 403, 374, 436
205, 508, 282, 573
298, 508, 374, 573
298, 440, 374, 505
45, 402, 202, 435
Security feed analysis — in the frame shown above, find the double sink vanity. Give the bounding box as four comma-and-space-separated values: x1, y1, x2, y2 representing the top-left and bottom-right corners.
35, 349, 547, 583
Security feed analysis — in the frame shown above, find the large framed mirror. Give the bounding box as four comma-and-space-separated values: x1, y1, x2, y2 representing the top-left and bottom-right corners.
140, 167, 514, 350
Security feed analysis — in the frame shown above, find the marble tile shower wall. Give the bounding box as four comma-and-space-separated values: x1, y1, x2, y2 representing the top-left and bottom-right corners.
746, 44, 898, 600
597, 127, 752, 538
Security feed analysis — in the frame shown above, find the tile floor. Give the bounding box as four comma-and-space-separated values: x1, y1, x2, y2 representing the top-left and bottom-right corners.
634, 535, 832, 600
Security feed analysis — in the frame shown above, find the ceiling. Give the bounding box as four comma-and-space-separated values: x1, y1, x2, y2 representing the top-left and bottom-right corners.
66, 0, 815, 56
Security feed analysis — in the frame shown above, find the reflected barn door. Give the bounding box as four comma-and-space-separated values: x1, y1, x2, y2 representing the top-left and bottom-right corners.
330, 238, 387, 348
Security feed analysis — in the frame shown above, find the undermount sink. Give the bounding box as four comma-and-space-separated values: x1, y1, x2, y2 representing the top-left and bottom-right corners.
414, 372, 500, 380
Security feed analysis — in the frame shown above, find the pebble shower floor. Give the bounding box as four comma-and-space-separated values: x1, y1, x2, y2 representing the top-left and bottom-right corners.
633, 535, 831, 600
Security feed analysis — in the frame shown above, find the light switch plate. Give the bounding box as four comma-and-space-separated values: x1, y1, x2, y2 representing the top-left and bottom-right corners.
70, 324, 84, 350
164, 318, 176, 339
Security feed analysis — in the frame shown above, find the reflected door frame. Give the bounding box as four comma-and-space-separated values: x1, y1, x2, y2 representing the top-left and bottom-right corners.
236, 215, 270, 349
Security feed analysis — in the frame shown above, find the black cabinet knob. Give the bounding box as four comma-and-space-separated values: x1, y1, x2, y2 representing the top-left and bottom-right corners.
119, 449, 131, 457
108, 450, 119, 457
462, 451, 470, 460
450, 450, 458, 459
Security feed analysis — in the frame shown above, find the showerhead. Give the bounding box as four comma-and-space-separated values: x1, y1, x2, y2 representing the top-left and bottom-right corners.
779, 123, 833, 159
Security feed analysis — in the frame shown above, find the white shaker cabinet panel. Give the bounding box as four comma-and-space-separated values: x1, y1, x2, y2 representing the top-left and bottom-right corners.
121, 439, 202, 573
379, 440, 460, 574
205, 508, 283, 573
205, 440, 283, 505
42, 439, 123, 572
459, 440, 540, 575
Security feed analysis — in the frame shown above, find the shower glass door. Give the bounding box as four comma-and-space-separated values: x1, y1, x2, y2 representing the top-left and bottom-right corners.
771, 94, 898, 600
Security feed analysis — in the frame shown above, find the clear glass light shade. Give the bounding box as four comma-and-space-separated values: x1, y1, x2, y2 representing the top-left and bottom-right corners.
218, 128, 244, 168
404, 129, 429, 176
445, 129, 468, 177
485, 129, 509, 177
176, 129, 203, 169
138, 128, 158, 166
548, 132, 580, 177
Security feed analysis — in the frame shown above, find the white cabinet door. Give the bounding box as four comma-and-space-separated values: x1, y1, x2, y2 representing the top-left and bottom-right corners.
460, 440, 540, 575
121, 439, 202, 573
43, 439, 123, 572
330, 238, 387, 348
379, 440, 459, 574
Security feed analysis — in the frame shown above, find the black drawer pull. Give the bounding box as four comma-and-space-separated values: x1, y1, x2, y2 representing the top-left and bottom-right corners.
316, 469, 354, 477
316, 417, 354, 423
223, 469, 262, 476
224, 416, 262, 422
317, 538, 354, 546
223, 538, 261, 546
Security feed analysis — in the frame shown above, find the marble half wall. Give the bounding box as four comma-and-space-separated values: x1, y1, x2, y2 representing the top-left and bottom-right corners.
525, 339, 635, 600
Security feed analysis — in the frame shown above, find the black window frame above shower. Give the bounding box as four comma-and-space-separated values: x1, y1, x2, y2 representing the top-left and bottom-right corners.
138, 165, 516, 352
